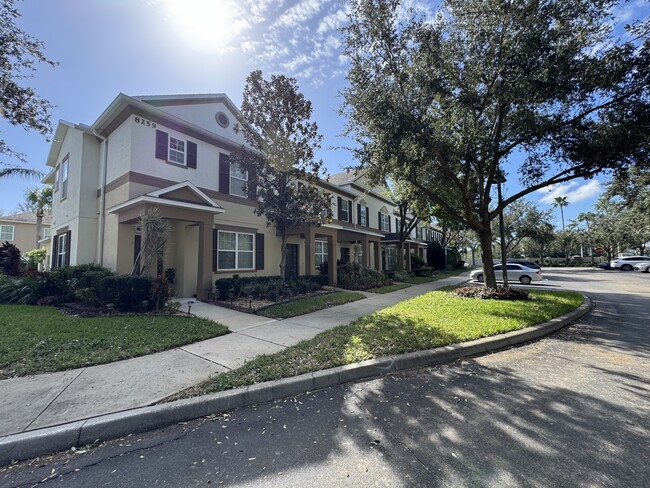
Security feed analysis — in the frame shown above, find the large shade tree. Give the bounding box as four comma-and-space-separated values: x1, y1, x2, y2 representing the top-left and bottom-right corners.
342, 0, 650, 288
0, 0, 56, 179
231, 70, 332, 280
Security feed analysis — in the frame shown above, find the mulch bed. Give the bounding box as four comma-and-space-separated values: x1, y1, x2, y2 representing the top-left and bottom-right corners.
211, 290, 333, 314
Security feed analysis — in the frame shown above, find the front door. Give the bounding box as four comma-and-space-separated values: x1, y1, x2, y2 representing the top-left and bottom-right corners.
285, 244, 299, 278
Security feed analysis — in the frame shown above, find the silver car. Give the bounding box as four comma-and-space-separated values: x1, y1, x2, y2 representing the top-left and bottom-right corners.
610, 256, 650, 271
470, 263, 543, 285
633, 261, 650, 273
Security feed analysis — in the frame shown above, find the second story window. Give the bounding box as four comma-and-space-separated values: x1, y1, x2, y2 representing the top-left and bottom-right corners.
0, 225, 15, 241
338, 197, 351, 222
379, 212, 391, 232
168, 137, 186, 164
61, 158, 69, 199
358, 205, 368, 226
230, 163, 248, 198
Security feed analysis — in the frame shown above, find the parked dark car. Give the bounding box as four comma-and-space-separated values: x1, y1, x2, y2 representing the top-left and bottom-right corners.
597, 262, 613, 270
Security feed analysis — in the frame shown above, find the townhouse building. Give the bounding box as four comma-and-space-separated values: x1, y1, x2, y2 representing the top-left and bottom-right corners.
44, 93, 441, 299
0, 212, 51, 256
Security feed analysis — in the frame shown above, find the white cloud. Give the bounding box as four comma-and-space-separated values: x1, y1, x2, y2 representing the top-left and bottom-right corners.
274, 0, 324, 28
537, 180, 602, 205
317, 7, 348, 34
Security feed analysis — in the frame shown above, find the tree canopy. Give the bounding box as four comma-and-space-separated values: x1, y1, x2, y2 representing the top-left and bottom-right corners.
0, 0, 57, 179
342, 0, 650, 287
231, 70, 332, 279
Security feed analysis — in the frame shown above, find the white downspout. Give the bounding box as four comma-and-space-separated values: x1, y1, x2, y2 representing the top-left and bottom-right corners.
93, 130, 108, 266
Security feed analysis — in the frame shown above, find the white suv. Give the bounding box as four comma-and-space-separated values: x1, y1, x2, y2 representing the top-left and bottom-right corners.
610, 256, 650, 271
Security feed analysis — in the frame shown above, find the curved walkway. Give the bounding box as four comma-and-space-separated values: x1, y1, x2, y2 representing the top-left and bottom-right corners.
0, 275, 469, 440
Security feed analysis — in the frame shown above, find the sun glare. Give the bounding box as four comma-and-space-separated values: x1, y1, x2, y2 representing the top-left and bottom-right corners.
162, 0, 246, 53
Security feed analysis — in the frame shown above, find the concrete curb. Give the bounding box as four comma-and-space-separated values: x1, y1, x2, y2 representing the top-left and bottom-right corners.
0, 295, 592, 467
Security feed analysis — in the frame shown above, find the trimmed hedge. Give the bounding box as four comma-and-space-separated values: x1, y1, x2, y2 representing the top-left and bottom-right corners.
215, 274, 329, 301
337, 263, 389, 291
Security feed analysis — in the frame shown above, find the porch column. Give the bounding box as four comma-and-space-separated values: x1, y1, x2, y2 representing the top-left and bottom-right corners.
406, 243, 412, 272
326, 234, 336, 286
361, 236, 369, 267
197, 219, 213, 300
305, 227, 315, 276
374, 241, 382, 271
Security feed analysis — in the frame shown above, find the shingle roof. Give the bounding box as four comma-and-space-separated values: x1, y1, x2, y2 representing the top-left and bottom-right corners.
328, 169, 364, 185
0, 212, 51, 224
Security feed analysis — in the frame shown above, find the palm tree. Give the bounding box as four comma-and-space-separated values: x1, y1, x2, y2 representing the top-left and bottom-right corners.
0, 165, 44, 179
24, 187, 53, 248
553, 196, 569, 231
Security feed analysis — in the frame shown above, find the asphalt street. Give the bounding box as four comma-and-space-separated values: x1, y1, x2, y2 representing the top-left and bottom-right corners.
2, 269, 648, 487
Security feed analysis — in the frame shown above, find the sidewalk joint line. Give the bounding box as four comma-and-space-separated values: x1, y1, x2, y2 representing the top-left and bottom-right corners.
177, 347, 232, 371
24, 368, 87, 432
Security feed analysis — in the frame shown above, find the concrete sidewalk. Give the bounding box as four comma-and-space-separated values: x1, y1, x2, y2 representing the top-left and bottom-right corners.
0, 274, 469, 439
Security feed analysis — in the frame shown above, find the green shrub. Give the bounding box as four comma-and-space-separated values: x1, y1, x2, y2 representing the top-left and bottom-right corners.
427, 241, 446, 270
150, 274, 171, 310
23, 248, 47, 270
337, 263, 389, 290
75, 287, 98, 305
446, 248, 465, 270
453, 286, 530, 300
392, 270, 412, 282
414, 267, 433, 277
96, 275, 154, 311
215, 275, 328, 300
410, 253, 427, 269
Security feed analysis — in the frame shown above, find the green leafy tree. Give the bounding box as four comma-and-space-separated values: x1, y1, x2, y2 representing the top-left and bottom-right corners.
231, 70, 332, 281
132, 208, 172, 276
0, 0, 57, 179
23, 186, 52, 247
341, 0, 650, 288
494, 199, 554, 257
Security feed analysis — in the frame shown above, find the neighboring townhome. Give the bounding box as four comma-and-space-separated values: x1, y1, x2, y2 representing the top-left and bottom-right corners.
0, 212, 52, 260
43, 93, 442, 299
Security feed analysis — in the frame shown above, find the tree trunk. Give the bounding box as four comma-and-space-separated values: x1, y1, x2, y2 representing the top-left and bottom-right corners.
477, 227, 497, 288
35, 209, 43, 249
397, 240, 404, 271
279, 234, 288, 283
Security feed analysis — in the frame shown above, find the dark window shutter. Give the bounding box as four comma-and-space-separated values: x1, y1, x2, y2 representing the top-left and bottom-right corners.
64, 231, 71, 266
365, 207, 369, 227
219, 154, 230, 194
388, 218, 392, 233
248, 168, 257, 200
378, 211, 382, 230
357, 204, 361, 225
255, 233, 265, 270
187, 141, 197, 169
52, 234, 59, 268
212, 229, 218, 272
337, 196, 343, 221
155, 130, 168, 160
348, 201, 353, 222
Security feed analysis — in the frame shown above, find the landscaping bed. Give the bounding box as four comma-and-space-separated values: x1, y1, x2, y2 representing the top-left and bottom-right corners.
257, 291, 365, 319
0, 304, 229, 379
367, 283, 412, 294
168, 288, 583, 399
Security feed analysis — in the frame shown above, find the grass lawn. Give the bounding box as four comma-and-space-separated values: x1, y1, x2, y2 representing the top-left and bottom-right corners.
367, 283, 412, 294
176, 289, 583, 398
0, 305, 229, 379
403, 270, 463, 284
258, 291, 365, 319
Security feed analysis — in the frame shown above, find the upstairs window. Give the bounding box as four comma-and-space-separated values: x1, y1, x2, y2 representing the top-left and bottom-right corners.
61, 158, 69, 199
168, 136, 186, 165
340, 199, 350, 222
379, 213, 391, 232
0, 225, 15, 241
230, 163, 248, 198
359, 205, 368, 226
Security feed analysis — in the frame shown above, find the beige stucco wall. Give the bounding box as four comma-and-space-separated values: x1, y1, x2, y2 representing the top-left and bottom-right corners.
155, 101, 248, 146
0, 221, 50, 254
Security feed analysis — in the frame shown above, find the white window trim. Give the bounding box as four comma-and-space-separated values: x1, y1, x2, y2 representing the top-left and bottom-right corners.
61, 159, 69, 199
359, 206, 368, 226
0, 225, 15, 241
340, 200, 350, 222
315, 240, 328, 267
230, 162, 248, 198
217, 230, 255, 271
168, 136, 187, 166
57, 233, 68, 268
379, 213, 390, 232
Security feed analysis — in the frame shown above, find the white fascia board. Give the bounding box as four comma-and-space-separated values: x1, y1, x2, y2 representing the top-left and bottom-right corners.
108, 196, 226, 215
147, 181, 222, 209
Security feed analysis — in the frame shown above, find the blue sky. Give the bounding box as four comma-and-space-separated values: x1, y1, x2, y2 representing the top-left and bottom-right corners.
0, 0, 648, 229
